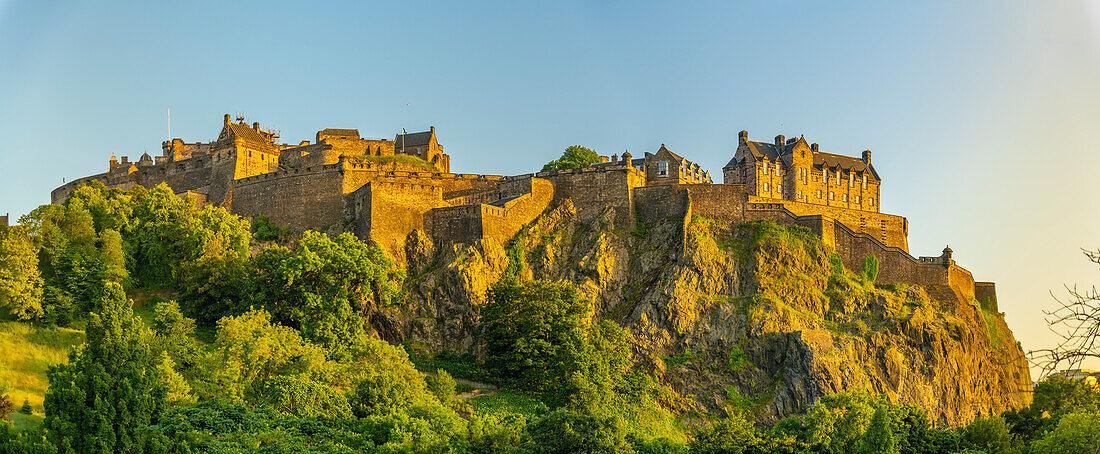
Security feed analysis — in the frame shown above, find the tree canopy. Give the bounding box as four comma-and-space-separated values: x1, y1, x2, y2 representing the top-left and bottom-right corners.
541, 145, 602, 172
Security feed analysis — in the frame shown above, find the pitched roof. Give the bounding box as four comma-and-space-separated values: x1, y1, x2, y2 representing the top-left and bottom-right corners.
318, 128, 360, 139
227, 123, 271, 145
395, 130, 433, 148
655, 144, 685, 162
731, 138, 879, 180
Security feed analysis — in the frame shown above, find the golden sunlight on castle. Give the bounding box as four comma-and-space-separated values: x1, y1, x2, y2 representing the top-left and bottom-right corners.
52, 114, 998, 308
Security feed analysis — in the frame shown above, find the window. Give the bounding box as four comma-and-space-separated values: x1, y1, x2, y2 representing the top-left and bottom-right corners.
816, 189, 822, 199
798, 190, 803, 199
835, 170, 840, 186
869, 197, 874, 206
657, 161, 669, 177
775, 165, 781, 176
849, 173, 854, 187
763, 183, 769, 192
777, 184, 782, 194
843, 194, 848, 202
762, 162, 769, 175
855, 196, 861, 204
829, 191, 834, 200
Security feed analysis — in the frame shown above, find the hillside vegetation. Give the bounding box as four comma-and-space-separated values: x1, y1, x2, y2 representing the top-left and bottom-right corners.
0, 181, 1096, 453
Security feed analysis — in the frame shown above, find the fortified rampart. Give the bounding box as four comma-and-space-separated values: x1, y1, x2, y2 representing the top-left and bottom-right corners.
49, 116, 998, 307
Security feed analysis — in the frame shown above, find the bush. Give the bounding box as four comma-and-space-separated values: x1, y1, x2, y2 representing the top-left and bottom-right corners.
427, 369, 458, 402
0, 394, 13, 421
519, 409, 635, 453
958, 416, 1013, 454
1029, 411, 1100, 454
689, 412, 762, 454
19, 398, 31, 415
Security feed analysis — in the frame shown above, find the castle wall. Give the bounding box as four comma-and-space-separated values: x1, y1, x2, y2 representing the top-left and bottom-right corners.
538, 165, 645, 224
975, 282, 998, 312
354, 180, 447, 262
750, 196, 908, 252
231, 164, 345, 231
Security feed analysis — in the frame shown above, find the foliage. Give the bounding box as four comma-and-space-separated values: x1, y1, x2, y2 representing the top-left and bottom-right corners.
689, 412, 761, 454
727, 345, 748, 372
19, 399, 32, 416
958, 416, 1013, 454
518, 409, 635, 454
541, 145, 602, 172
858, 406, 898, 454
426, 369, 457, 403
0, 394, 13, 421
251, 214, 283, 242
346, 338, 433, 418
1028, 411, 1100, 454
249, 231, 405, 356
862, 255, 880, 283
0, 226, 44, 321
42, 282, 166, 453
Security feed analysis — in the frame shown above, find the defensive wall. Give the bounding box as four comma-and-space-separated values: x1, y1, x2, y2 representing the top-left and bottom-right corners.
534, 164, 647, 224
51, 150, 243, 206
426, 176, 554, 245
631, 184, 988, 304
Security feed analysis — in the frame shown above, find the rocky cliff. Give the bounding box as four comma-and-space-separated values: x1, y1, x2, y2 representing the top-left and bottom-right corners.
368, 201, 1032, 426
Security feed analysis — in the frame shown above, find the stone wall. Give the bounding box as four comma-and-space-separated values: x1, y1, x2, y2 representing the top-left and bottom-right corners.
231, 164, 345, 231
426, 176, 554, 245
538, 165, 645, 224
0, 214, 7, 227
975, 282, 998, 312
750, 196, 908, 252
354, 180, 448, 262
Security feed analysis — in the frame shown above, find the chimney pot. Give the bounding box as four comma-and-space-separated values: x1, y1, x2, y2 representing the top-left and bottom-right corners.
223, 114, 230, 125
775, 135, 785, 148
253, 122, 260, 131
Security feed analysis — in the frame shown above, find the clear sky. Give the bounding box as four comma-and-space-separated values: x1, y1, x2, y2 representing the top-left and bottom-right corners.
2, 1, 1099, 372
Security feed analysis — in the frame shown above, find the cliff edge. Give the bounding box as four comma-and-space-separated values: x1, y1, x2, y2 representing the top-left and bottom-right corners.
366, 201, 1031, 425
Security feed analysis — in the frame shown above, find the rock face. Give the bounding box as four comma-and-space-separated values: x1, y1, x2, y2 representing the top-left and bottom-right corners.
368, 202, 1032, 426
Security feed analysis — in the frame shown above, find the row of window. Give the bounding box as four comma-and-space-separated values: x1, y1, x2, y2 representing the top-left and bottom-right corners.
762, 164, 869, 189
794, 188, 874, 206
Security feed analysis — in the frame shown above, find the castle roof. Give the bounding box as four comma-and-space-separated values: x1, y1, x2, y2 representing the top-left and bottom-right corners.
317, 128, 361, 140
731, 139, 879, 180
655, 144, 685, 162
395, 130, 433, 148
227, 122, 272, 145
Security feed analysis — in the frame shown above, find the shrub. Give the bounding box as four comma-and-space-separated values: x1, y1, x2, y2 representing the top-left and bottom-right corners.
19, 398, 31, 415
427, 369, 458, 402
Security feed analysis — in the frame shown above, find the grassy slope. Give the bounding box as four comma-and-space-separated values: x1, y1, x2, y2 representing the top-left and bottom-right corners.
0, 321, 84, 431
1, 288, 176, 431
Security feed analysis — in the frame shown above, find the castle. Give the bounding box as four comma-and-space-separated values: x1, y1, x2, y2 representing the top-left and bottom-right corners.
50, 114, 997, 307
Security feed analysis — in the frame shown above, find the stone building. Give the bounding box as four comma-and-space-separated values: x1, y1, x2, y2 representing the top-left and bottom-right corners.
50, 116, 996, 307
723, 130, 881, 213
597, 144, 712, 185
0, 213, 7, 228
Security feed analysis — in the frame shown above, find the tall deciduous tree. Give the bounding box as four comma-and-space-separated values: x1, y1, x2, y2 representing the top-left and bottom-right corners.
0, 225, 44, 320
43, 282, 166, 453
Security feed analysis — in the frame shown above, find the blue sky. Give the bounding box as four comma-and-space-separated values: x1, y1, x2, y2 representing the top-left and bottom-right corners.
2, 1, 1099, 371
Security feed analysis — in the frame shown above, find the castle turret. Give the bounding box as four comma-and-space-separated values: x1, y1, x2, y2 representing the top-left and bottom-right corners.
621, 151, 632, 163
109, 154, 119, 171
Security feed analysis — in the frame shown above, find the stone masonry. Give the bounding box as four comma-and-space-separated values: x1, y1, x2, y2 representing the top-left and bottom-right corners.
51, 116, 997, 305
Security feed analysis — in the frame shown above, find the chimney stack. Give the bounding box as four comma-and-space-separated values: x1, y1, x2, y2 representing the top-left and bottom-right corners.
223, 114, 230, 126
738, 130, 748, 145
811, 143, 819, 152
611, 154, 618, 163
774, 135, 785, 149
862, 150, 871, 164
253, 122, 260, 131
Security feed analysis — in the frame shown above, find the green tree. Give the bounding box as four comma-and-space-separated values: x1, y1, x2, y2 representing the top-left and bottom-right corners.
426, 369, 457, 403
20, 398, 32, 416
858, 406, 898, 454
1029, 411, 1100, 454
0, 225, 44, 320
541, 145, 602, 172
0, 394, 13, 421
347, 338, 433, 417
483, 279, 590, 406
958, 416, 1014, 454
689, 412, 761, 454
520, 409, 635, 454
249, 231, 404, 356
43, 282, 166, 453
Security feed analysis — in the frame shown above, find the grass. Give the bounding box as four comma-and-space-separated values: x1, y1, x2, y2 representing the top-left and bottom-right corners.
0, 321, 84, 429
466, 389, 542, 420
348, 154, 437, 171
